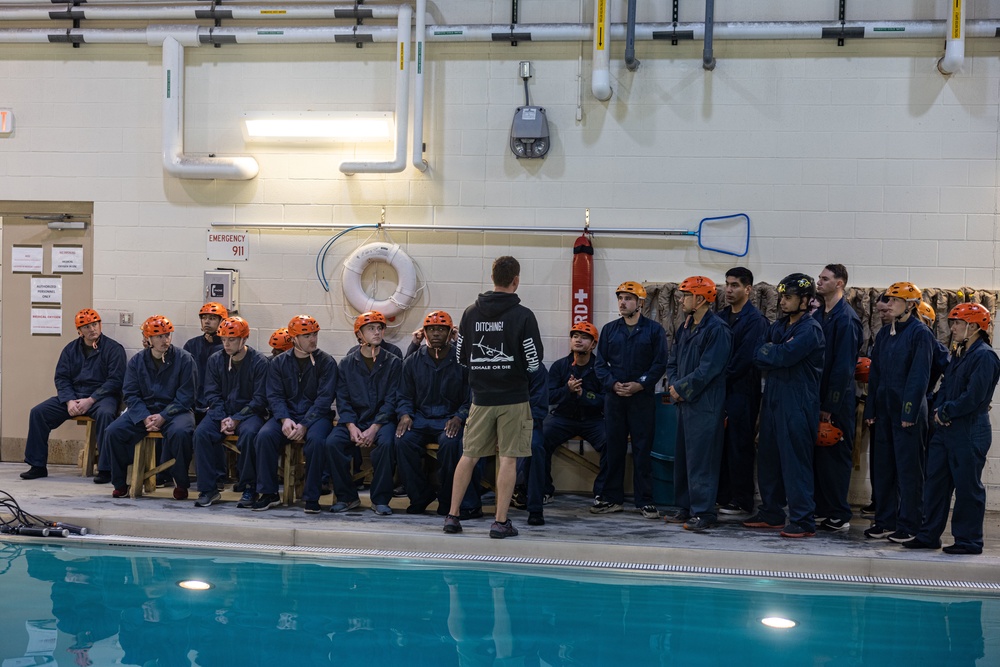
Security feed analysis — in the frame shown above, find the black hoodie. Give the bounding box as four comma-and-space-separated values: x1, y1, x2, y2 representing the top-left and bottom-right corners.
456, 291, 544, 406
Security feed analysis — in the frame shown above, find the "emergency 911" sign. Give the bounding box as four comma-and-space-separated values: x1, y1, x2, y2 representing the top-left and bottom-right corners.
207, 230, 250, 261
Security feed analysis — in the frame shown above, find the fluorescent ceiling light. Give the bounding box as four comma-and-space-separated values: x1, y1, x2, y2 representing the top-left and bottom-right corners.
243, 112, 394, 143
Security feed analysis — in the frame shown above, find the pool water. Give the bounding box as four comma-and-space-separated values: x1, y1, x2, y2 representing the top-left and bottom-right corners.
0, 541, 997, 666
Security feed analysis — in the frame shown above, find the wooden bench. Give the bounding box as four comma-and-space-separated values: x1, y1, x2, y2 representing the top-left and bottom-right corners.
128, 432, 176, 499
279, 439, 374, 507
77, 416, 100, 477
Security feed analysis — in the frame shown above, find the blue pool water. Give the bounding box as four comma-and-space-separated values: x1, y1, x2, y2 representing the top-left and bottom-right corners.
0, 541, 997, 666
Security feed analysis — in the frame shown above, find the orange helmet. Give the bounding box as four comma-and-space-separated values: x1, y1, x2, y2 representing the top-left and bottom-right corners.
616, 281, 647, 300
855, 357, 871, 383
570, 321, 599, 342
199, 302, 229, 319
287, 315, 320, 337
218, 316, 250, 339
141, 315, 173, 337
678, 276, 717, 303
269, 327, 294, 351
816, 422, 844, 447
423, 310, 454, 330
75, 308, 101, 328
916, 302, 936, 325
886, 282, 921, 302
948, 303, 991, 330
354, 311, 387, 334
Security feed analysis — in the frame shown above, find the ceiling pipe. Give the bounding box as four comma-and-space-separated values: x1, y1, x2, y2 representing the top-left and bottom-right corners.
938, 0, 966, 75
212, 220, 714, 237
0, 3, 409, 21
703, 0, 716, 71
161, 34, 259, 180
591, 0, 612, 101
412, 0, 428, 172
339, 3, 411, 174
624, 0, 639, 71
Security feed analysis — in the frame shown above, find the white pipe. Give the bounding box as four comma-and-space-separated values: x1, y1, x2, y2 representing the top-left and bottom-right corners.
212, 221, 701, 236
938, 0, 966, 75
199, 26, 400, 45
591, 0, 612, 101
0, 3, 409, 22
412, 0, 428, 172
161, 36, 259, 180
340, 4, 411, 174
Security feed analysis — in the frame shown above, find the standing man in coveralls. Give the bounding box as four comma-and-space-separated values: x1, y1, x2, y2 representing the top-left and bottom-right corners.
744, 274, 825, 538
443, 256, 544, 539
813, 264, 863, 532
663, 276, 732, 532
20, 308, 126, 483
592, 281, 668, 519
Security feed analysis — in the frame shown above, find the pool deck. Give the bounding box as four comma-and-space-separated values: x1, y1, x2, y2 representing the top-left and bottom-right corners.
2, 462, 999, 586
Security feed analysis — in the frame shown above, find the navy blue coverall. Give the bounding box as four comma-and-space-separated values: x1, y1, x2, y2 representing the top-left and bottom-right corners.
596, 315, 668, 508
717, 301, 768, 512
815, 297, 863, 523
106, 346, 197, 491
327, 349, 401, 507
917, 337, 1000, 552
667, 309, 733, 522
394, 345, 474, 512
542, 352, 608, 499
753, 313, 825, 530
516, 364, 550, 513
193, 346, 269, 495
864, 317, 935, 535
24, 334, 126, 471
183, 334, 223, 416
255, 348, 337, 501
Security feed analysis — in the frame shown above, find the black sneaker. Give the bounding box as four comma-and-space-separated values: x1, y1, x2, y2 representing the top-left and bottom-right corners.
458, 507, 484, 520
662, 508, 691, 524
589, 500, 623, 514
251, 493, 281, 511
718, 502, 749, 515
304, 501, 321, 514
489, 519, 519, 539
194, 491, 221, 507
887, 530, 916, 544
406, 503, 429, 515
393, 484, 408, 498
542, 493, 554, 505
20, 466, 48, 480
901, 537, 941, 550
683, 516, 712, 532
943, 544, 982, 555
640, 505, 660, 519
236, 490, 257, 508
510, 489, 527, 510
93, 471, 111, 485
112, 486, 129, 498
820, 517, 851, 532
443, 515, 463, 534
780, 523, 816, 538
528, 511, 545, 526
860, 502, 876, 518
742, 514, 784, 529
864, 525, 892, 539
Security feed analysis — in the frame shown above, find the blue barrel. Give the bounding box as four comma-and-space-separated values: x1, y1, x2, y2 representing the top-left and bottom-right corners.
652, 394, 677, 505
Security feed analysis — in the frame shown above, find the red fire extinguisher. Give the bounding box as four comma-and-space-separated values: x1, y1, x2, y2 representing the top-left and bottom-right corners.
572, 233, 594, 326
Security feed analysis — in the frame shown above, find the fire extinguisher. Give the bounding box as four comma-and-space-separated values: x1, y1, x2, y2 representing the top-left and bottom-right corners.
572, 233, 594, 326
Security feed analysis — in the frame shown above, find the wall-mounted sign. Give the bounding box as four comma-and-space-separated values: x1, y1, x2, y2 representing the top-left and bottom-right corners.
0, 108, 12, 136
31, 307, 62, 335
52, 245, 84, 273
207, 229, 249, 261
12, 245, 42, 273
31, 276, 62, 304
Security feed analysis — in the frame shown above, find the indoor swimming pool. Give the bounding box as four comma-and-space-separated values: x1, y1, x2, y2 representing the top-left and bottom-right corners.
0, 539, 996, 666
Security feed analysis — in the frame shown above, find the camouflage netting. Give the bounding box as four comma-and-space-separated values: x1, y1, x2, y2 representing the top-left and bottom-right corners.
643, 282, 999, 352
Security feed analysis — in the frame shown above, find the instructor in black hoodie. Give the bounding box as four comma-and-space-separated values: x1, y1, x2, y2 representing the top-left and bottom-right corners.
443, 256, 545, 539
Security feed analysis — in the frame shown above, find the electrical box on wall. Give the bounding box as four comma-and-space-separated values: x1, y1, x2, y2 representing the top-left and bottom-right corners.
204, 269, 239, 314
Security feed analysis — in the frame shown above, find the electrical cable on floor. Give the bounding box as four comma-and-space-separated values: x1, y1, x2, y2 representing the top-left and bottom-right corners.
0, 489, 89, 537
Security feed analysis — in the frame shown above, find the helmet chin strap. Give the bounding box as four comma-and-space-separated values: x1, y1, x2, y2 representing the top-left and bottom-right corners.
891, 302, 913, 336
952, 321, 975, 356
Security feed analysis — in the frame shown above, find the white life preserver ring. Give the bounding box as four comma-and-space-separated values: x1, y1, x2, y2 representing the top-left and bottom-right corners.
341, 242, 418, 319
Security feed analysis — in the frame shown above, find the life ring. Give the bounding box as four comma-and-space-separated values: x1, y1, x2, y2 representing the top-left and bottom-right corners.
341, 242, 418, 319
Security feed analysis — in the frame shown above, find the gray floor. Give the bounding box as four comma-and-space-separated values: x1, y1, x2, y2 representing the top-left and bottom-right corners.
2, 462, 999, 585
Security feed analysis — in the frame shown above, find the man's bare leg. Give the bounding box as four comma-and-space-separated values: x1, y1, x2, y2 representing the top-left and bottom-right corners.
449, 455, 480, 516
494, 455, 517, 523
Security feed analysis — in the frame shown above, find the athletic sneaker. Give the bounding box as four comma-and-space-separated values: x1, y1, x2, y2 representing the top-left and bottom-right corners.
236, 490, 257, 508
662, 509, 691, 524
459, 507, 484, 520
112, 486, 129, 498
510, 489, 527, 510
194, 491, 221, 507
371, 504, 393, 516
330, 499, 361, 513
887, 530, 915, 544
683, 516, 712, 532
864, 525, 892, 539
860, 502, 876, 518
251, 493, 281, 511
20, 466, 47, 480
442, 515, 463, 534
172, 487, 189, 501
780, 523, 816, 538
943, 544, 982, 555
542, 493, 554, 505
743, 514, 784, 529
489, 519, 519, 539
304, 501, 321, 514
820, 517, 851, 532
528, 511, 545, 526
640, 505, 660, 519
718, 502, 749, 515
93, 471, 112, 485
901, 537, 941, 550
589, 501, 623, 514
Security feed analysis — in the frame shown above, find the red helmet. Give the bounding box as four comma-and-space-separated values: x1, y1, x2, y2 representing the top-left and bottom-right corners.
75, 308, 101, 328
855, 357, 871, 383
218, 316, 250, 339
287, 315, 320, 337
678, 276, 718, 303
269, 327, 294, 351
423, 310, 454, 330
141, 315, 174, 337
616, 281, 647, 300
199, 302, 229, 319
816, 422, 844, 447
354, 311, 387, 335
570, 321, 599, 342
948, 303, 991, 330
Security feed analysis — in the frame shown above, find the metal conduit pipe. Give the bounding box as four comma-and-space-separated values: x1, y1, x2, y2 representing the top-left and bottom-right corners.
211, 221, 707, 237
938, 0, 966, 75
412, 0, 428, 172
624, 0, 639, 71
0, 3, 408, 21
703, 0, 716, 71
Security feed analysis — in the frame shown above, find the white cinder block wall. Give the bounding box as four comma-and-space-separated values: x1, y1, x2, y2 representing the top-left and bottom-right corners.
1, 1, 999, 504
